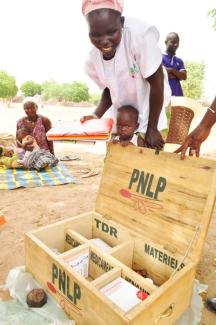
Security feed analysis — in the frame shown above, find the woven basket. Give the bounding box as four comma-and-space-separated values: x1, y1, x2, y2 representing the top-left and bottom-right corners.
166, 106, 194, 144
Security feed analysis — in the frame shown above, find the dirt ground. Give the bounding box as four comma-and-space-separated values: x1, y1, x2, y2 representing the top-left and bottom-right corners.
0, 144, 216, 325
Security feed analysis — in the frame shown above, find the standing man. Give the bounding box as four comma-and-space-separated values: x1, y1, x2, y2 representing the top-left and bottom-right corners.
162, 32, 187, 96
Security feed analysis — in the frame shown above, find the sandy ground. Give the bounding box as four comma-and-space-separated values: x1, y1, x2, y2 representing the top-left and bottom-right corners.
0, 103, 216, 324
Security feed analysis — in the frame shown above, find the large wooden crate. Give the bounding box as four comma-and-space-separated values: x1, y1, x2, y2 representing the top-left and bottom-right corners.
25, 144, 216, 325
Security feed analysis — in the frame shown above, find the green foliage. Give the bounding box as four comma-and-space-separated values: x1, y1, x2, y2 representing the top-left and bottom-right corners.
0, 70, 18, 99
41, 81, 89, 102
208, 8, 216, 30
69, 82, 89, 102
89, 92, 101, 105
20, 80, 42, 97
41, 81, 64, 101
182, 61, 205, 99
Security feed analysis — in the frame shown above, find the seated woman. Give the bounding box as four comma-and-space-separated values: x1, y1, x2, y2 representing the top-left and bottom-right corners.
16, 97, 54, 154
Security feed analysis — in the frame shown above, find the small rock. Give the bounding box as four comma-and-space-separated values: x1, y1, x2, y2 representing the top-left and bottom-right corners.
26, 288, 47, 308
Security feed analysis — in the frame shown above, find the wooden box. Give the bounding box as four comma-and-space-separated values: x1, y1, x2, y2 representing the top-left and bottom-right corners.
25, 144, 216, 325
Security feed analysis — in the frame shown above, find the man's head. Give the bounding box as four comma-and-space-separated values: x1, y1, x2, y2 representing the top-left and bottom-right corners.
83, 0, 124, 60
117, 105, 139, 140
165, 32, 180, 55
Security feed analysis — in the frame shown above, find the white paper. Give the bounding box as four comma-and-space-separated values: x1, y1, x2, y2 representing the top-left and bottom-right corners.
68, 251, 89, 278
100, 277, 141, 313
89, 238, 111, 252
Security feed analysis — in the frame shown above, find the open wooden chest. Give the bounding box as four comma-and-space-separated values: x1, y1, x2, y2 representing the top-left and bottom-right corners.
25, 144, 216, 324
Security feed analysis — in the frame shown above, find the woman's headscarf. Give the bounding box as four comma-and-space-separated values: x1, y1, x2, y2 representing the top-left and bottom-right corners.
23, 97, 38, 106
82, 0, 124, 16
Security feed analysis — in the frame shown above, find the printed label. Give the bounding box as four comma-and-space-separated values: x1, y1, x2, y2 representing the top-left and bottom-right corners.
90, 251, 113, 273
94, 218, 118, 238
144, 244, 185, 270
51, 263, 81, 305
129, 169, 167, 200
65, 233, 80, 248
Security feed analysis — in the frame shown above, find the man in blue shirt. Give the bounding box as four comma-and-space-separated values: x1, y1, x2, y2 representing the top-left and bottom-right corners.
162, 32, 187, 96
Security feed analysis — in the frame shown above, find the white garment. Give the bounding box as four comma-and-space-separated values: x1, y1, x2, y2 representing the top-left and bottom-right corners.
112, 134, 138, 146
85, 17, 171, 132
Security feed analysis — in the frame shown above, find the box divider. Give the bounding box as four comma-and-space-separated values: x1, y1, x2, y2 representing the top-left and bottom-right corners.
109, 240, 134, 267
91, 267, 122, 289
57, 243, 90, 259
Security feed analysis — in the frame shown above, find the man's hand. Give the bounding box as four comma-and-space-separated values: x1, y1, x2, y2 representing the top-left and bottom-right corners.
144, 128, 165, 150
175, 124, 211, 159
80, 114, 98, 123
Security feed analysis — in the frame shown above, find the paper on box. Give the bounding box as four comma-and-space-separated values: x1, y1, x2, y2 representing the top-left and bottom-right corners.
68, 251, 89, 278
100, 277, 142, 313
89, 238, 111, 252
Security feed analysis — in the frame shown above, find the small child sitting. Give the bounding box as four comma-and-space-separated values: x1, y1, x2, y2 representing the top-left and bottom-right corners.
0, 145, 24, 168
112, 105, 142, 147
16, 128, 59, 171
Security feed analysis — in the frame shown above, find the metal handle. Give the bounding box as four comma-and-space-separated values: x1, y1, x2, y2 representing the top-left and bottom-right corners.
154, 303, 175, 324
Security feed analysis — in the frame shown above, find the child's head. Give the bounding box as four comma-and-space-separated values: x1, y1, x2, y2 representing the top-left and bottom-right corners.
17, 128, 30, 142
17, 128, 38, 149
117, 105, 139, 140
165, 32, 180, 55
83, 0, 124, 60
0, 145, 14, 157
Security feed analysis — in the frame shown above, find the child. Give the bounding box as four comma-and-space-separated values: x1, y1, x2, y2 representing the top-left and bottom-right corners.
16, 128, 59, 171
162, 32, 187, 96
81, 0, 171, 150
112, 105, 141, 146
0, 145, 24, 168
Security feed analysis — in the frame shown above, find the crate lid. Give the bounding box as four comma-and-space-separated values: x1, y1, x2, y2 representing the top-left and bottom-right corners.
96, 144, 216, 263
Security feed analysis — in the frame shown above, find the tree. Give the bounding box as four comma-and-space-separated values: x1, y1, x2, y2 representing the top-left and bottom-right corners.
20, 80, 42, 97
208, 9, 216, 30
69, 82, 89, 102
41, 81, 64, 101
182, 61, 205, 99
42, 81, 90, 103
61, 83, 75, 102
0, 70, 18, 100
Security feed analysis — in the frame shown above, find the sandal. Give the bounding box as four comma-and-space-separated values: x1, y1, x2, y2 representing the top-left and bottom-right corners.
81, 168, 99, 178
60, 155, 80, 161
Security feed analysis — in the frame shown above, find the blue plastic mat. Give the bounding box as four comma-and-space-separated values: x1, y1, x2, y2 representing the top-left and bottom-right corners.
0, 163, 76, 189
